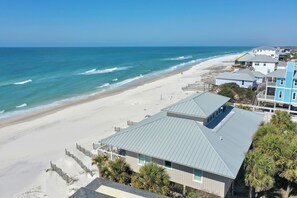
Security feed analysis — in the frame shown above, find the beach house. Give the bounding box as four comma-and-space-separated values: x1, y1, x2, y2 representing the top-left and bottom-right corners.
71, 178, 168, 198
248, 55, 278, 75
257, 61, 297, 110
252, 46, 280, 59
99, 92, 263, 197
215, 69, 264, 89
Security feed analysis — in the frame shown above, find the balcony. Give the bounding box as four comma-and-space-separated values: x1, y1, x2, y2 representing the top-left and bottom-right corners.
266, 81, 276, 87
257, 91, 275, 101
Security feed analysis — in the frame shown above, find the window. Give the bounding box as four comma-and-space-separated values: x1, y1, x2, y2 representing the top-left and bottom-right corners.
242, 80, 244, 85
295, 80, 297, 86
164, 161, 172, 169
255, 63, 259, 66
193, 169, 203, 183
263, 63, 266, 66
279, 91, 283, 99
138, 154, 152, 165
280, 79, 284, 85
293, 93, 296, 100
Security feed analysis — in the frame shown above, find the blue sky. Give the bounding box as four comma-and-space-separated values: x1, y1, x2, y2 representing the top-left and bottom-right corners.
0, 0, 296, 47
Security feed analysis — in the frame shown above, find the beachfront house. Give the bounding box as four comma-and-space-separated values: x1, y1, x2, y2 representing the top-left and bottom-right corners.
71, 178, 168, 198
98, 92, 263, 197
252, 46, 280, 59
215, 69, 264, 89
257, 61, 297, 110
247, 55, 278, 75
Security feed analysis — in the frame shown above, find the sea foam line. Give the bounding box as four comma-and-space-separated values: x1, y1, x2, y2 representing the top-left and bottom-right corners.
13, 79, 32, 85
165, 55, 193, 61
16, 103, 27, 108
97, 83, 110, 89
80, 66, 131, 75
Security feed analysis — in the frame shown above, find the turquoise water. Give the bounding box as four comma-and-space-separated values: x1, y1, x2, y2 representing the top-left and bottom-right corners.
0, 47, 251, 116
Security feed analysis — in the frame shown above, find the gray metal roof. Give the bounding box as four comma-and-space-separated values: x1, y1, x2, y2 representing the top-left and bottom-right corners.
101, 93, 263, 179
266, 69, 286, 78
162, 92, 230, 119
278, 61, 287, 67
70, 187, 111, 198
247, 55, 278, 63
237, 53, 255, 62
253, 46, 276, 51
71, 178, 168, 198
216, 72, 256, 81
236, 69, 265, 78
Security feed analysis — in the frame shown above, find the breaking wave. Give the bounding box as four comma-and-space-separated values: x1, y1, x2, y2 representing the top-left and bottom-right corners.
97, 83, 110, 89
0, 110, 4, 114
112, 78, 118, 82
14, 79, 32, 85
165, 55, 193, 61
80, 66, 131, 75
16, 103, 27, 108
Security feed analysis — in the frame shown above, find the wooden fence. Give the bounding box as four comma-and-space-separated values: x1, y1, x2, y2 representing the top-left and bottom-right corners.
50, 161, 73, 184
65, 149, 94, 176
76, 143, 95, 158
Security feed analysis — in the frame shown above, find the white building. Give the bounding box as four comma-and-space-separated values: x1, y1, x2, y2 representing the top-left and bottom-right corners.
252, 46, 280, 59
248, 55, 278, 75
215, 71, 257, 89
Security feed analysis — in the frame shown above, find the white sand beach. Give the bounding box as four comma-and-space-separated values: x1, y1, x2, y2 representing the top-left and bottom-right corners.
0, 54, 241, 198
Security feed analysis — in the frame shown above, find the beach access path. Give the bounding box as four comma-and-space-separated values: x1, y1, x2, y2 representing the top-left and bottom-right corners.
0, 53, 241, 198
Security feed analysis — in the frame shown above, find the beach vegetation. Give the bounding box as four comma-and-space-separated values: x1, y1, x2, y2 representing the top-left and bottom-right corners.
244, 111, 297, 198
131, 162, 170, 196
236, 104, 252, 111
91, 154, 108, 177
100, 158, 132, 185
214, 83, 255, 104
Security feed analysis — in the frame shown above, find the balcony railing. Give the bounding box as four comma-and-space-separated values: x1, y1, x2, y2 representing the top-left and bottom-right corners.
257, 91, 275, 101
266, 82, 276, 86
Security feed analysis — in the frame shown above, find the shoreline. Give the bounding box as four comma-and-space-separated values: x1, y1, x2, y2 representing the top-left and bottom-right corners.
0, 53, 242, 198
0, 53, 239, 128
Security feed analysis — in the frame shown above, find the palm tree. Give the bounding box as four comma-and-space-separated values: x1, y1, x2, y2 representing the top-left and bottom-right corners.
131, 163, 170, 196
100, 158, 132, 185
244, 150, 276, 198
270, 110, 294, 132
92, 154, 108, 177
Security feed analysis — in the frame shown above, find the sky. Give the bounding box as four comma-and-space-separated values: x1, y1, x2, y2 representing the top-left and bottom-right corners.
0, 0, 296, 47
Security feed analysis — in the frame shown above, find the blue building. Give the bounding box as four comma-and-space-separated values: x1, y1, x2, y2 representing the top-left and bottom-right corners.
257, 61, 297, 110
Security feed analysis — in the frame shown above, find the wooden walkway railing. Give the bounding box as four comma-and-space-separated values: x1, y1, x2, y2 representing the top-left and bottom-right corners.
50, 161, 73, 184
76, 143, 95, 158
65, 149, 94, 176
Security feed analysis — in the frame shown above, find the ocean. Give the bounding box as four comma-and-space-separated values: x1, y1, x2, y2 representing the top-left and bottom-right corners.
0, 47, 251, 118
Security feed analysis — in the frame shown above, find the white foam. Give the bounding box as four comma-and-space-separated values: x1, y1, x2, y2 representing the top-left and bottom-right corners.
112, 78, 118, 82
80, 66, 131, 75
0, 110, 4, 114
16, 103, 27, 108
13, 79, 32, 85
165, 55, 193, 61
97, 83, 110, 89
112, 74, 144, 87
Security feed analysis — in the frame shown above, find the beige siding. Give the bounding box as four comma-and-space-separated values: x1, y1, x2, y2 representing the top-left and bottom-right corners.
125, 151, 233, 197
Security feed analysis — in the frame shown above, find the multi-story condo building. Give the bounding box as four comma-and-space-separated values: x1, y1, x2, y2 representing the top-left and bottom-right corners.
257, 61, 297, 110
252, 46, 280, 59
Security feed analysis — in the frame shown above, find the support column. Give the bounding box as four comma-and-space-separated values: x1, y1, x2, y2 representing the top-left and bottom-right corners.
183, 185, 186, 196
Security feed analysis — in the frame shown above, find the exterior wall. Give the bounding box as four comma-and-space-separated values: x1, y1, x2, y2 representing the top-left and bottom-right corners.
252, 49, 279, 59
252, 62, 276, 75
273, 62, 297, 105
125, 151, 233, 197
215, 78, 256, 89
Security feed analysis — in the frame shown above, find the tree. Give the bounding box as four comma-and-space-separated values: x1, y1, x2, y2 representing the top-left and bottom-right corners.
131, 163, 170, 196
278, 135, 297, 198
244, 149, 276, 198
270, 111, 294, 132
92, 154, 108, 177
100, 158, 132, 185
